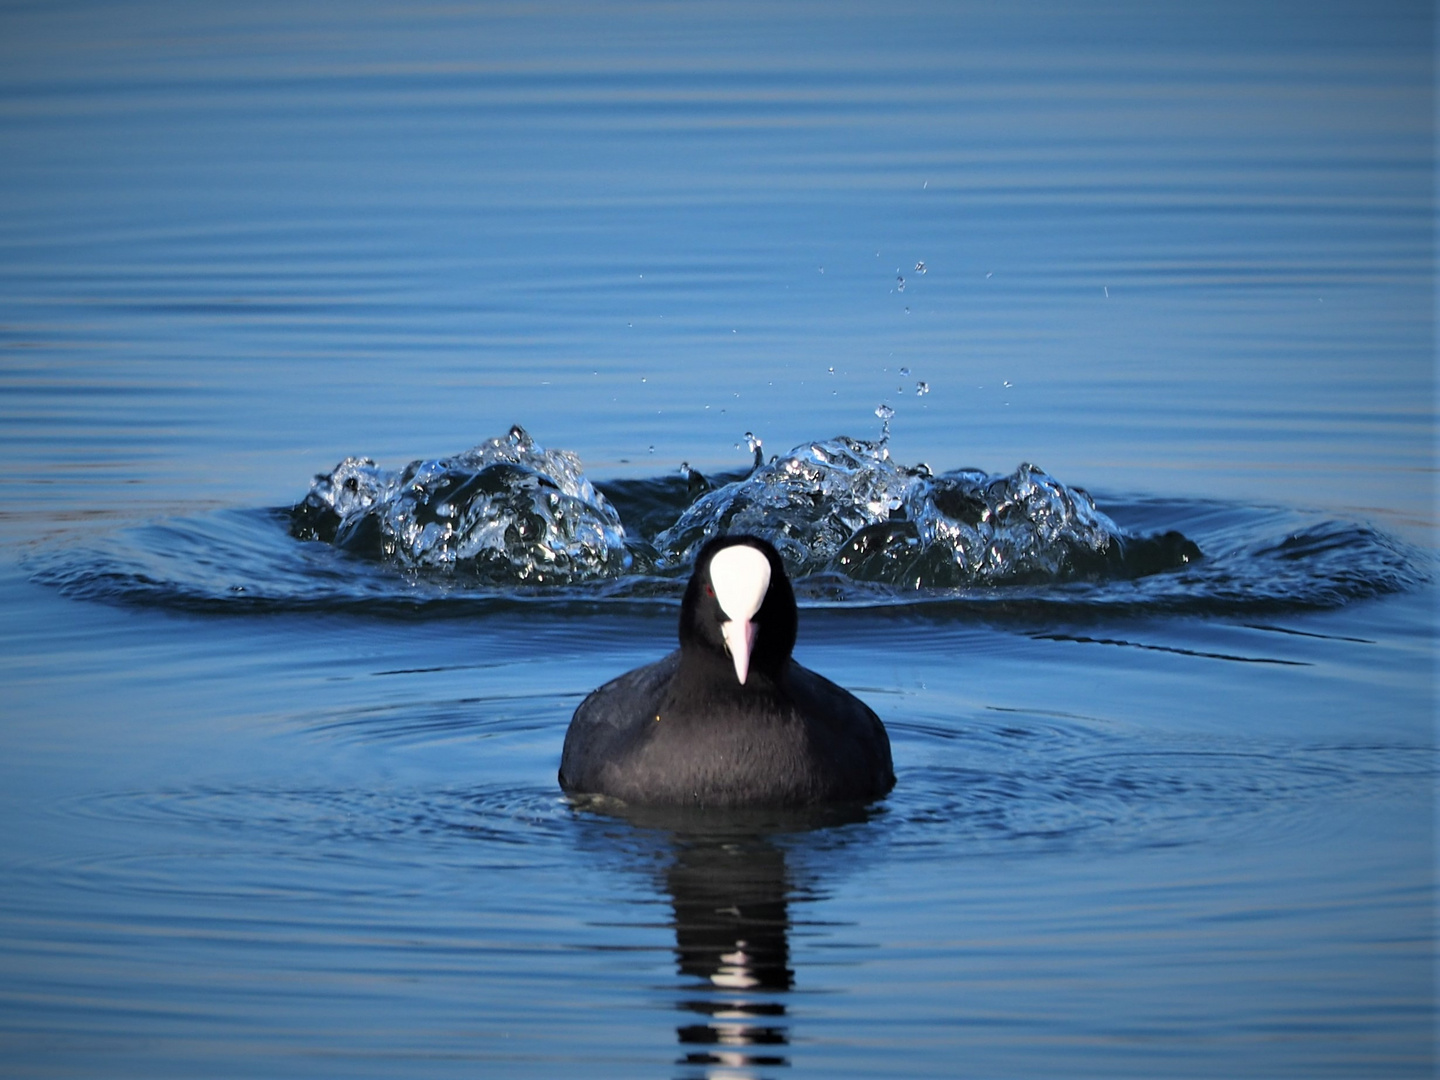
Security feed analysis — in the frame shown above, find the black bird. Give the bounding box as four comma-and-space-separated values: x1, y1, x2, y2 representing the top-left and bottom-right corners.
559, 535, 895, 807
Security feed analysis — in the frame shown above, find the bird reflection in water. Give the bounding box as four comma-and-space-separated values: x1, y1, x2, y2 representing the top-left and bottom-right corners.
668, 836, 793, 1077
570, 800, 876, 1080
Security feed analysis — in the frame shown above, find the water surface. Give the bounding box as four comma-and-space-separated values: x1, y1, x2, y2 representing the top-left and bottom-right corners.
0, 2, 1434, 1077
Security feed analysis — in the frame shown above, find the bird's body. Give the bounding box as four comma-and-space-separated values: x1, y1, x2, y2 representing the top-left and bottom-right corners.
559, 535, 894, 808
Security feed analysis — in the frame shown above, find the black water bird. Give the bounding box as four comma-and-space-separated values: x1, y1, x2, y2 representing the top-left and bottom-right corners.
559, 535, 895, 807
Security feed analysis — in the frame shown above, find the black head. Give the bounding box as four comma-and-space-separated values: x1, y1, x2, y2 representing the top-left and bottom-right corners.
679, 535, 797, 685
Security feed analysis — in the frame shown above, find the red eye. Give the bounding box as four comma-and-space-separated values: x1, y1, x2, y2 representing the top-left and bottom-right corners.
704, 584, 715, 597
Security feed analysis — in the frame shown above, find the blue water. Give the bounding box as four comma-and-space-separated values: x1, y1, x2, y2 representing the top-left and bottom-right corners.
0, 2, 1434, 1076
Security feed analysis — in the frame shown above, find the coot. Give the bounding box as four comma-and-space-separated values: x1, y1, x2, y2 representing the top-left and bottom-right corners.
559, 535, 895, 807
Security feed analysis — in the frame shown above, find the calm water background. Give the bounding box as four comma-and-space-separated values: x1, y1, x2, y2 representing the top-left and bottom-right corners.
0, 2, 1434, 1077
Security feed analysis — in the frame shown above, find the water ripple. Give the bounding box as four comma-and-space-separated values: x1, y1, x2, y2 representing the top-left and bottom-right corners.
40, 739, 1432, 889
57, 784, 575, 858
882, 741, 1435, 858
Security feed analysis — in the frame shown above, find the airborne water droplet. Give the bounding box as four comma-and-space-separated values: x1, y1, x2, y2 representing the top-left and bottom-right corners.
896, 275, 906, 292
874, 403, 895, 443
914, 261, 926, 274
916, 381, 929, 396
899, 366, 910, 377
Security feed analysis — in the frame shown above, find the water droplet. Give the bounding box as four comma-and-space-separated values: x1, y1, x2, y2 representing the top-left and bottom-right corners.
875, 403, 894, 442
743, 431, 763, 454
914, 261, 926, 274
648, 445, 655, 454
896, 275, 906, 292
916, 381, 929, 396
827, 366, 835, 375
904, 307, 910, 315
640, 377, 647, 383
899, 366, 911, 377
1003, 380, 1013, 388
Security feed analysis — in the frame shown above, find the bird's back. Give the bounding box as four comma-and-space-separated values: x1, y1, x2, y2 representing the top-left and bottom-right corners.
559, 651, 893, 807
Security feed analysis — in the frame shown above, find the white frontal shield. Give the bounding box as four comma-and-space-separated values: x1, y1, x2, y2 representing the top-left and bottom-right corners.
709, 545, 772, 685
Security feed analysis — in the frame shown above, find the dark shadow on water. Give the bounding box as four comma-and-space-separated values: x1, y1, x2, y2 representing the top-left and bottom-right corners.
569, 799, 878, 1079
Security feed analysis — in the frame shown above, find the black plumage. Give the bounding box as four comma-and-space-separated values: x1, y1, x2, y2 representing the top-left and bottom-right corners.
559, 535, 895, 807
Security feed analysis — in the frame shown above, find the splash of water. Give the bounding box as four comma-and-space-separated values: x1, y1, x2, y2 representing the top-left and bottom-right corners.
289, 425, 629, 584
653, 435, 1197, 586
875, 403, 895, 442
286, 427, 1197, 589
26, 420, 1424, 614
657, 435, 908, 573
0, 423, 1295, 611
